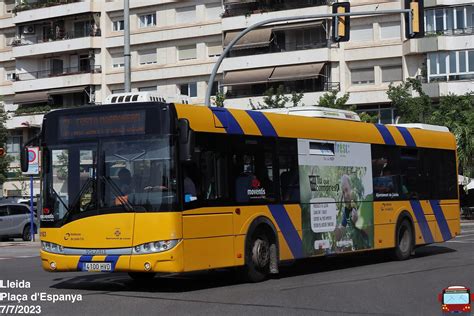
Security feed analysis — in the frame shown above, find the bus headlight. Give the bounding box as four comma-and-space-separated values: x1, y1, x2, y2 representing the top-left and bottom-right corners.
41, 242, 64, 254
133, 239, 180, 254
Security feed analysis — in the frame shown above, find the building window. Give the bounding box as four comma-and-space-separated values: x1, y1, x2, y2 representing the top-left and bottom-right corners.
6, 136, 21, 159
176, 6, 196, 24
207, 42, 222, 57
112, 19, 124, 31
382, 66, 403, 83
112, 54, 125, 68
5, 72, 15, 81
356, 106, 394, 124
139, 13, 156, 28
206, 3, 222, 20
138, 49, 157, 65
180, 83, 197, 97
351, 24, 373, 42
351, 68, 375, 85
425, 5, 474, 34
380, 22, 401, 40
178, 45, 197, 61
428, 50, 474, 81
112, 89, 124, 94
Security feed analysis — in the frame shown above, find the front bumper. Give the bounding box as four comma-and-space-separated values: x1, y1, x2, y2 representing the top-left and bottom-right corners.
40, 241, 184, 273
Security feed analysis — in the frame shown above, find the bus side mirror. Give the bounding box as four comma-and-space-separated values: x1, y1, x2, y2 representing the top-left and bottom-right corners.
178, 118, 194, 162
20, 146, 29, 173
437, 294, 442, 303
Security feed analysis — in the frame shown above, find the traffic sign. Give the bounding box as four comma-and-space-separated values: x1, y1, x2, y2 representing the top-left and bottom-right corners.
24, 147, 39, 175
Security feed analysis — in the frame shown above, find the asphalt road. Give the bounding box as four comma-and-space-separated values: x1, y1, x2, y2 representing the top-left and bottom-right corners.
0, 222, 473, 316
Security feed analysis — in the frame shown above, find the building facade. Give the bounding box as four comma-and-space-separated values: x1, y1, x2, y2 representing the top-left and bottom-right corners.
0, 0, 472, 196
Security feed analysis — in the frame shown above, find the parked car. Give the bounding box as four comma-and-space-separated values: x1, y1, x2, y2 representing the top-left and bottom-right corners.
0, 203, 37, 241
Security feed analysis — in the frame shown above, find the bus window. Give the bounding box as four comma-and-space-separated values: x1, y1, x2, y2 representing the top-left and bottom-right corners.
372, 145, 404, 200
231, 137, 276, 204
400, 148, 424, 200
279, 139, 300, 202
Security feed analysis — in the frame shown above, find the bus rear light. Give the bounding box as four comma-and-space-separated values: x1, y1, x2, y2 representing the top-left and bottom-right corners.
43, 207, 51, 215
50, 261, 57, 270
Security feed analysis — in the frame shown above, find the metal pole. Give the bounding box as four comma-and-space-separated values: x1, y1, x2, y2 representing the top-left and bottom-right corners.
205, 9, 412, 106
29, 175, 34, 242
124, 0, 131, 92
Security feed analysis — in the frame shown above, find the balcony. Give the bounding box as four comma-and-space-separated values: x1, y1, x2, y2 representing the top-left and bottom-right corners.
13, 1, 99, 25
224, 22, 328, 58
13, 65, 101, 92
222, 0, 328, 18
13, 0, 80, 14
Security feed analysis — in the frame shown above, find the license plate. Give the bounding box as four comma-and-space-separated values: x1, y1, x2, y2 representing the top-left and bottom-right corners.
83, 262, 112, 272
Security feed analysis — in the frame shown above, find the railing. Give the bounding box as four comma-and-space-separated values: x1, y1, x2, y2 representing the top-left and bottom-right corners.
15, 65, 101, 81
225, 81, 340, 99
425, 26, 474, 37
223, 0, 328, 18
13, 0, 80, 14
11, 28, 101, 47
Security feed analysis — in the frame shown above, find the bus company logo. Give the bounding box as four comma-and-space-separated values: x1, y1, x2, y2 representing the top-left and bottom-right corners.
40, 214, 54, 222
438, 285, 473, 315
247, 178, 266, 198
114, 229, 121, 237
64, 233, 70, 241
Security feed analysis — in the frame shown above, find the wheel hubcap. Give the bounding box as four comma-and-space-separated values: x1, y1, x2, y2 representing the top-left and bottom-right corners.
252, 238, 270, 268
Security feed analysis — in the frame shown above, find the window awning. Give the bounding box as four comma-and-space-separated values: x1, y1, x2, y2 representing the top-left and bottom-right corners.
224, 0, 257, 3
269, 63, 325, 81
224, 28, 273, 50
13, 91, 49, 105
48, 86, 87, 95
271, 20, 324, 32
224, 67, 274, 86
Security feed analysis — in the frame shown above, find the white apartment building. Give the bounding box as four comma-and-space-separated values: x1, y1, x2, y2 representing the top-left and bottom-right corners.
220, 0, 474, 121
0, 0, 472, 196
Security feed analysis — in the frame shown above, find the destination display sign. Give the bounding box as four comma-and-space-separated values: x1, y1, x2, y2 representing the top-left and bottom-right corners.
58, 110, 146, 140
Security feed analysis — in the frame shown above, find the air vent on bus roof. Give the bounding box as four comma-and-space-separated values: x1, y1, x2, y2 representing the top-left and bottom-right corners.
260, 106, 361, 121
389, 123, 450, 132
104, 92, 191, 104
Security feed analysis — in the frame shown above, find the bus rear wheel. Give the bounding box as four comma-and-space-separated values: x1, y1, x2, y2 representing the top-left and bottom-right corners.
393, 219, 413, 260
128, 272, 156, 281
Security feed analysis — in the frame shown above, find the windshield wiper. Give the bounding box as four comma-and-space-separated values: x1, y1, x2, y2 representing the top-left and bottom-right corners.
101, 175, 134, 212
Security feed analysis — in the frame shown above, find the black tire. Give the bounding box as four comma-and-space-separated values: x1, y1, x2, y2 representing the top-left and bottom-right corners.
392, 219, 413, 260
242, 231, 272, 283
22, 225, 32, 241
128, 272, 156, 281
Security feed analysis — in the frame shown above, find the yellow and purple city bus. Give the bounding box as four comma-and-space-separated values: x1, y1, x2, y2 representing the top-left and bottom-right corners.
23, 93, 460, 282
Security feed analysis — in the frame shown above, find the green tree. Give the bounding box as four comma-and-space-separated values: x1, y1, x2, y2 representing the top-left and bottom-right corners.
386, 78, 432, 123
249, 85, 304, 109
317, 90, 378, 123
211, 91, 226, 108
0, 107, 12, 185
431, 93, 474, 177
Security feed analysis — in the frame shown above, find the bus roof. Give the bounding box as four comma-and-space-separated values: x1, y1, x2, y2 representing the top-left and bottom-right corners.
174, 104, 456, 150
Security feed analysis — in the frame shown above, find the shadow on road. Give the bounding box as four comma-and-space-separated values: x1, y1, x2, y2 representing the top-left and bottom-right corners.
50, 244, 456, 293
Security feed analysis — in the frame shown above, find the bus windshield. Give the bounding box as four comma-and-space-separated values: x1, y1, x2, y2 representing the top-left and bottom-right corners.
443, 292, 469, 305
43, 136, 176, 225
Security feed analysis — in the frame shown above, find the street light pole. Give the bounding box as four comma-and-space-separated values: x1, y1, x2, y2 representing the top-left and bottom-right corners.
124, 0, 131, 92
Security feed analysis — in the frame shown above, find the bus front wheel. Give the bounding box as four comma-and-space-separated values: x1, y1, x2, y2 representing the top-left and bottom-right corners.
393, 219, 414, 260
